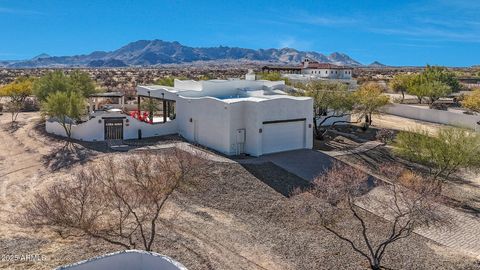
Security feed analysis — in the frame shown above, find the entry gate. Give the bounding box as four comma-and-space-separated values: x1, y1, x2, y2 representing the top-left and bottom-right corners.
104, 118, 124, 140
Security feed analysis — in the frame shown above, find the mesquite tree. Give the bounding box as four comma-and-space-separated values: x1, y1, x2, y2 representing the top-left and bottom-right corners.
303, 80, 355, 138
21, 149, 208, 251
294, 162, 443, 270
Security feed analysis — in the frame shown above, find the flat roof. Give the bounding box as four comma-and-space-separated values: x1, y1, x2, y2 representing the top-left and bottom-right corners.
89, 92, 124, 98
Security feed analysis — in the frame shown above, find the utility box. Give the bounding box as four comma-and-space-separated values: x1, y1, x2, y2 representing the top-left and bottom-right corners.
235, 129, 246, 155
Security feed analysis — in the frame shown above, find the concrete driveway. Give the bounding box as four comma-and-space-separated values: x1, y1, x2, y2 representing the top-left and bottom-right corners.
258, 149, 334, 182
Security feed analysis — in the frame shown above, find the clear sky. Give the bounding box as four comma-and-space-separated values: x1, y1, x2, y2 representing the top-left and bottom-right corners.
0, 0, 478, 66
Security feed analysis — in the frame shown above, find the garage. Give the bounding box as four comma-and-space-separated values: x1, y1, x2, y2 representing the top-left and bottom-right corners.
261, 119, 306, 155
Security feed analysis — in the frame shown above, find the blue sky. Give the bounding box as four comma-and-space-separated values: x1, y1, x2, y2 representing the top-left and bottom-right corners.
0, 0, 479, 66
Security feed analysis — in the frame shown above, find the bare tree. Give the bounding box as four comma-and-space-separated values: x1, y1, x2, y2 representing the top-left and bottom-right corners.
294, 162, 444, 270
20, 148, 208, 251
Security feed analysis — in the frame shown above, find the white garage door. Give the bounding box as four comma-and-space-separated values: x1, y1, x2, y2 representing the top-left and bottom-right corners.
262, 120, 305, 155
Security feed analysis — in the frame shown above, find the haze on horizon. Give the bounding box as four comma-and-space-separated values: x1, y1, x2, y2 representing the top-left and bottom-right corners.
0, 0, 479, 67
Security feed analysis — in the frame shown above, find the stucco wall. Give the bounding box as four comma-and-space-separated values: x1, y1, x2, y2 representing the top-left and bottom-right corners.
176, 97, 231, 155
176, 96, 313, 156
382, 103, 480, 131
302, 68, 352, 79
46, 112, 177, 141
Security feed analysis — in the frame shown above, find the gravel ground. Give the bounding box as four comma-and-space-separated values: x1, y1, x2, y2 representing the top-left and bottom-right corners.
0, 113, 479, 269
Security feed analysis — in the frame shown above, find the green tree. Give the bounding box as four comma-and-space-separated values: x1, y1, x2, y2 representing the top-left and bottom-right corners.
423, 65, 461, 93
198, 74, 213, 80
154, 76, 189, 87
0, 77, 35, 123
257, 72, 291, 85
353, 82, 390, 128
462, 88, 480, 113
69, 70, 96, 97
393, 127, 480, 181
422, 80, 452, 107
406, 74, 428, 104
33, 70, 96, 102
302, 81, 354, 138
406, 66, 459, 104
389, 73, 415, 103
42, 91, 85, 139
154, 76, 175, 87
33, 71, 72, 102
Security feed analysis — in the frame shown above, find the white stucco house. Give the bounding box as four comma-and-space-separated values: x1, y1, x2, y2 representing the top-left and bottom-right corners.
46, 74, 314, 156
262, 59, 357, 89
300, 58, 353, 79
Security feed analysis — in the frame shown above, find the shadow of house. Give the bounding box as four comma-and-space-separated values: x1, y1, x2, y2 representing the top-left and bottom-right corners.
241, 162, 312, 197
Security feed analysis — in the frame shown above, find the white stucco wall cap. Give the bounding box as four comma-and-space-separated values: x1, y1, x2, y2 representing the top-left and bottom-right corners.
180, 94, 311, 104
55, 249, 188, 270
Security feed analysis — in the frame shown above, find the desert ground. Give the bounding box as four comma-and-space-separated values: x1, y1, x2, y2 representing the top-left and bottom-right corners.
0, 112, 479, 269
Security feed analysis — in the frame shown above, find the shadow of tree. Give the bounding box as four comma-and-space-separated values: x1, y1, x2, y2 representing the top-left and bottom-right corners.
42, 141, 99, 171
1, 121, 27, 133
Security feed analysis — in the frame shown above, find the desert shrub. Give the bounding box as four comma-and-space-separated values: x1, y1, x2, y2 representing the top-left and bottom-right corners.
375, 128, 395, 143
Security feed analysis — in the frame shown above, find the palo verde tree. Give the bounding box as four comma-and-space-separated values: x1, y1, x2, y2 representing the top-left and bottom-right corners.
389, 73, 415, 103
405, 74, 429, 104
0, 77, 35, 123
21, 149, 208, 251
42, 91, 85, 139
393, 127, 480, 181
422, 65, 461, 93
69, 70, 96, 97
421, 80, 452, 107
294, 162, 443, 270
406, 66, 458, 105
33, 70, 96, 102
353, 82, 390, 129
302, 80, 354, 138
462, 88, 480, 113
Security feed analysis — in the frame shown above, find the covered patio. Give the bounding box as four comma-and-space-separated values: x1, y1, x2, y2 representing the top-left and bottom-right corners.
88, 92, 125, 112
134, 91, 176, 124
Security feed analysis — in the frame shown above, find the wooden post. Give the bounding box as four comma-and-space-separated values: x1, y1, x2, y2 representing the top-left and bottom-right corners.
167, 101, 171, 119
163, 99, 167, 123
137, 96, 141, 113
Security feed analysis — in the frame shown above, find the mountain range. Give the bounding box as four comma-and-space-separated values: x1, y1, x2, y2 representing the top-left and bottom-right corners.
1, 39, 364, 68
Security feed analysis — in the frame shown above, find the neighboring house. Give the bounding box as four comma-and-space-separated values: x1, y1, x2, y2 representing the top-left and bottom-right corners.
300, 58, 353, 79
46, 73, 314, 156
56, 250, 187, 270
262, 58, 357, 89
262, 58, 353, 79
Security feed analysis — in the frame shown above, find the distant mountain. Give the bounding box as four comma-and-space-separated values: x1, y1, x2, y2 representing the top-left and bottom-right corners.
3, 39, 364, 68
368, 61, 387, 67
31, 53, 51, 60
